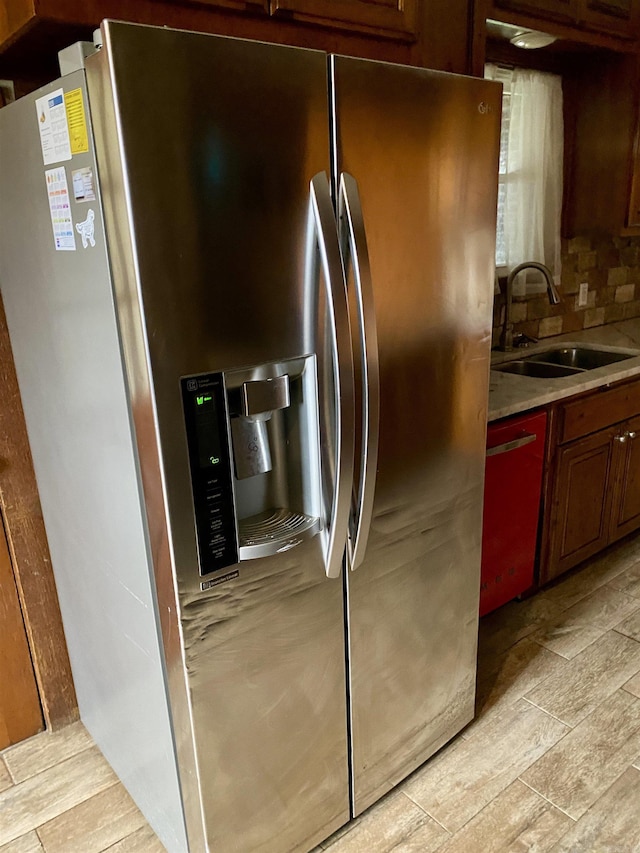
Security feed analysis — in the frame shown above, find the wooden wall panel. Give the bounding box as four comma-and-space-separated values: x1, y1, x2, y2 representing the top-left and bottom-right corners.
0, 512, 43, 749
0, 294, 77, 731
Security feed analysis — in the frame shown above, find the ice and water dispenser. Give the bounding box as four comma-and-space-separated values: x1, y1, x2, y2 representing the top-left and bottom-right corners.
181, 356, 322, 577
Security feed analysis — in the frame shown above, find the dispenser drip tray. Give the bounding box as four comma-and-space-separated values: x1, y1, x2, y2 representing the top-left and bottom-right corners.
238, 508, 321, 560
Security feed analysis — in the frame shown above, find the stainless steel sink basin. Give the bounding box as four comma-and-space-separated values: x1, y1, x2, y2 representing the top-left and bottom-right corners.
494, 360, 582, 378
525, 347, 634, 370
493, 345, 637, 378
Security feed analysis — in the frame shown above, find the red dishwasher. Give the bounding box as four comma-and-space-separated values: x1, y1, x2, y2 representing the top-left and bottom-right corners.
480, 409, 548, 616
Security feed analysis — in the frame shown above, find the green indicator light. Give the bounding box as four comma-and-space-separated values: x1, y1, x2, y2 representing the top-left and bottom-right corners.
196, 395, 204, 406
204, 395, 212, 403
209, 456, 220, 465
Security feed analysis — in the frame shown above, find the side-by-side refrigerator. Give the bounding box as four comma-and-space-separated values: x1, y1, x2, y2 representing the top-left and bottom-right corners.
0, 20, 500, 853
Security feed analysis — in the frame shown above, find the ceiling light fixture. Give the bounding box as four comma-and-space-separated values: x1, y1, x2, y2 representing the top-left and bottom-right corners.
509, 29, 557, 49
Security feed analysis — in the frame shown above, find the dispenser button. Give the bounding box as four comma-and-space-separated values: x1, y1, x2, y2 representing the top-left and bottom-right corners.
208, 517, 223, 534
211, 546, 227, 561
207, 503, 224, 519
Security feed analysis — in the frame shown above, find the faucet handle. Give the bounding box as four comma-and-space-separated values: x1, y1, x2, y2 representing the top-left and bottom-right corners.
512, 332, 538, 348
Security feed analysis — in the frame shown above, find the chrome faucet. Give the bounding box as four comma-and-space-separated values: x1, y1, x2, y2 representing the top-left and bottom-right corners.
499, 261, 561, 352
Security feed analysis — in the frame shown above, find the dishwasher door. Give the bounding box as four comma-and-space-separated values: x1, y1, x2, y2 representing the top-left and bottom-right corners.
480, 409, 547, 616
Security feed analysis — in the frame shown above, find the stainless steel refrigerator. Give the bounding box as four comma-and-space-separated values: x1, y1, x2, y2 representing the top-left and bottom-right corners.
0, 20, 500, 853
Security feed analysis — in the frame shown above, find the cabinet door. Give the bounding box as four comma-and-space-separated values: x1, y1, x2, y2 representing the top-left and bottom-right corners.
0, 517, 43, 749
628, 126, 640, 229
610, 416, 640, 541
579, 0, 640, 35
269, 0, 418, 39
492, 0, 578, 24
547, 427, 617, 581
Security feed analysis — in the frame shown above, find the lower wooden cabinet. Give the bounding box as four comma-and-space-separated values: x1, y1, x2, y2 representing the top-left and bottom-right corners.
610, 414, 640, 539
542, 377, 640, 583
547, 425, 617, 579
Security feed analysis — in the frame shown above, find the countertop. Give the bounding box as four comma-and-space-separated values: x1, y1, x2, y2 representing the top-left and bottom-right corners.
488, 318, 640, 422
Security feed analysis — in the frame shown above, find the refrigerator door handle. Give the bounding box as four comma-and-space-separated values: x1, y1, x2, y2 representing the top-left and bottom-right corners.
339, 173, 380, 571
310, 172, 355, 579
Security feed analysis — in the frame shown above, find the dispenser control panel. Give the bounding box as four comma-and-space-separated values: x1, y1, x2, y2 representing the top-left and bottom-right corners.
181, 373, 238, 575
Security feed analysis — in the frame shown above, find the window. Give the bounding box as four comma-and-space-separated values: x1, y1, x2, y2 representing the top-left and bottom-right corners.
485, 64, 564, 295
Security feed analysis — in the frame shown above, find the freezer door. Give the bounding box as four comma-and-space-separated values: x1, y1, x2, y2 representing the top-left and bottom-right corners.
332, 56, 501, 814
86, 23, 350, 852
0, 72, 187, 852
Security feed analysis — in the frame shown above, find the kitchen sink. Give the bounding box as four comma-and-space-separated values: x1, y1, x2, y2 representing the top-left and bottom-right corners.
494, 360, 582, 378
525, 346, 634, 370
494, 345, 637, 378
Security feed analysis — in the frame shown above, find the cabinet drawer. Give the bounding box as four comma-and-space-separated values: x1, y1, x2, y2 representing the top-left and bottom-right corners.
559, 379, 640, 443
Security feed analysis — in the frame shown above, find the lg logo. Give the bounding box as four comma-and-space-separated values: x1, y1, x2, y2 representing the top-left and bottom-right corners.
478, 102, 494, 114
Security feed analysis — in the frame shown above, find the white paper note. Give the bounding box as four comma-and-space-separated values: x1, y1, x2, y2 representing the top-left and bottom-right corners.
35, 89, 72, 165
45, 167, 76, 251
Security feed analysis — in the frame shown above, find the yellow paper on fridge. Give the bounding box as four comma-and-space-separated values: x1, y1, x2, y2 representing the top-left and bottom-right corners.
64, 88, 89, 155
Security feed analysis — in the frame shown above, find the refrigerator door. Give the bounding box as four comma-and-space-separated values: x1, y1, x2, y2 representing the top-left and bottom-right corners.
86, 23, 350, 852
332, 56, 501, 814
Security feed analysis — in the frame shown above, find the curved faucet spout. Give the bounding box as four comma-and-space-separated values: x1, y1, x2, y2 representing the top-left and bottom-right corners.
499, 261, 561, 352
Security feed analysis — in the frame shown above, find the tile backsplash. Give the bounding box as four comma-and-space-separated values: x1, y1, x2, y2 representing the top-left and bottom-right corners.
492, 236, 640, 349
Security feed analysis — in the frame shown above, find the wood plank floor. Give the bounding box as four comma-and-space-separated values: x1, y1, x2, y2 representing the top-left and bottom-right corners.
5, 534, 640, 852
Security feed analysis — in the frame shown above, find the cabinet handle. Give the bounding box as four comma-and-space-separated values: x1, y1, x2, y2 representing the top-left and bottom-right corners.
628, 431, 637, 440
486, 432, 537, 457
614, 434, 628, 443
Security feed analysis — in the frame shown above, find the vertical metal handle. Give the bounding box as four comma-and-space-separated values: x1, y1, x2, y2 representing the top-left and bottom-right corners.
310, 173, 355, 579
339, 173, 380, 571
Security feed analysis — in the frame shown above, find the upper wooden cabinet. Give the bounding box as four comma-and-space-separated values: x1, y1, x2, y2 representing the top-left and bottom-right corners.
563, 51, 640, 236
0, 0, 464, 85
179, 0, 268, 7
581, 0, 639, 36
491, 0, 640, 36
492, 0, 578, 25
177, 0, 418, 39
269, 0, 418, 40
